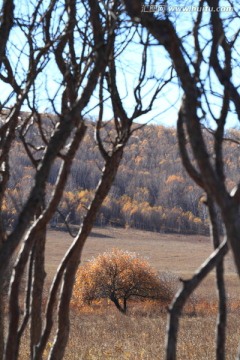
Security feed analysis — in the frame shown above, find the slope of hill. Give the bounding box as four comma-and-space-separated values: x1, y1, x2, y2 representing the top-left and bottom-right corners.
4, 114, 240, 234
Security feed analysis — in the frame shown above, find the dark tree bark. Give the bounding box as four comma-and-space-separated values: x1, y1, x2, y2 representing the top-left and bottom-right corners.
123, 1, 240, 358
207, 195, 227, 360
166, 240, 228, 360
110, 294, 127, 314
30, 226, 47, 359
0, 0, 14, 69
0, 0, 164, 358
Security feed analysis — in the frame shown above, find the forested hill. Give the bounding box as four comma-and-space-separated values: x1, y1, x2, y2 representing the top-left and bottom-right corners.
6, 118, 240, 235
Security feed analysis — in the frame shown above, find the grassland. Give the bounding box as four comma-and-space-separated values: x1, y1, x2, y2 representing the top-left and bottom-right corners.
40, 227, 240, 359
45, 226, 239, 298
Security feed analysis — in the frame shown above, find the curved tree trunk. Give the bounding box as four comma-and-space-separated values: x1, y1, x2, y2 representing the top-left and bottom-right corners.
30, 227, 47, 359
166, 240, 228, 360
110, 296, 126, 314
207, 195, 227, 360
0, 292, 4, 359
123, 297, 127, 314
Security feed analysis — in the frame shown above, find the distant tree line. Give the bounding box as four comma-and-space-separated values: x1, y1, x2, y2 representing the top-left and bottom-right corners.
4, 117, 239, 235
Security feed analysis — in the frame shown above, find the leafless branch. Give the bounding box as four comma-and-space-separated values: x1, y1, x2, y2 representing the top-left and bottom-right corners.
166, 239, 228, 360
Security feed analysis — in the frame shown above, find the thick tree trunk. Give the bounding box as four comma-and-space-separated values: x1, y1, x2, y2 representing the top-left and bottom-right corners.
166, 241, 228, 360
35, 149, 125, 360
222, 202, 240, 278
0, 292, 4, 359
30, 226, 47, 359
110, 296, 126, 314
123, 297, 127, 314
207, 195, 226, 360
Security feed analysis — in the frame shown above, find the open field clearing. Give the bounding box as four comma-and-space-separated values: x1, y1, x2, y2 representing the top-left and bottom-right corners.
46, 227, 236, 274
64, 311, 240, 360
45, 227, 239, 299
19, 306, 240, 360
35, 227, 240, 359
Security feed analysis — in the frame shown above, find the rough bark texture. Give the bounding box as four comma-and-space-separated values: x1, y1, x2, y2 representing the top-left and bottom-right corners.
30, 227, 47, 359
166, 241, 228, 360
47, 148, 125, 360
122, 1, 240, 270
122, 2, 240, 359
207, 195, 227, 360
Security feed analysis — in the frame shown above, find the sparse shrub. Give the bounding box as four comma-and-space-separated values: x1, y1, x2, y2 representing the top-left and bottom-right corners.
73, 248, 174, 314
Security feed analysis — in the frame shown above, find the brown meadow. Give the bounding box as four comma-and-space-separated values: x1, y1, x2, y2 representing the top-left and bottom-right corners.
20, 227, 240, 359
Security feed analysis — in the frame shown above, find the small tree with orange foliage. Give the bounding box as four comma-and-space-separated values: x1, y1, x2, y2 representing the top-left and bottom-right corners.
73, 248, 173, 314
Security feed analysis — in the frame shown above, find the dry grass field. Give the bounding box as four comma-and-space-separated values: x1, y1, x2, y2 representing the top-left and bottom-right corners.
38, 227, 240, 359
45, 226, 239, 298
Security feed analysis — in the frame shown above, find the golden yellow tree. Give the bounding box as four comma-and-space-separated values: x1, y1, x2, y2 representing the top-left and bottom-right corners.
73, 248, 173, 314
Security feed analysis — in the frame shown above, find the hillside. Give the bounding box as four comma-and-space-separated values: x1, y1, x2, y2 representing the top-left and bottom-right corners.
4, 115, 240, 234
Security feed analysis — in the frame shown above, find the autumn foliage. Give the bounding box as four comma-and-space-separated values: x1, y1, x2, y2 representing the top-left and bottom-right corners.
7, 123, 240, 235
72, 249, 173, 314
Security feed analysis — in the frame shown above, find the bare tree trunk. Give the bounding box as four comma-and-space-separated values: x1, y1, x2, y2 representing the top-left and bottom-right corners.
30, 227, 47, 359
0, 256, 14, 359
109, 294, 126, 314
0, 0, 19, 344
123, 297, 127, 314
4, 245, 34, 360
0, 292, 4, 359
0, 1, 164, 357
166, 240, 228, 360
111, 297, 126, 314
123, 1, 240, 359
0, 0, 14, 68
207, 195, 227, 360
222, 204, 240, 277
47, 149, 125, 359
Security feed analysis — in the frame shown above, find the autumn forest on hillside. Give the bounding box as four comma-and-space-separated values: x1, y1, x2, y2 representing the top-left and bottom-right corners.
4, 112, 240, 235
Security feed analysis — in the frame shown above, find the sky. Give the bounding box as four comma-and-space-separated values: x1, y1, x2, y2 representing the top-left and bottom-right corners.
1, 0, 240, 129
87, 1, 240, 129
